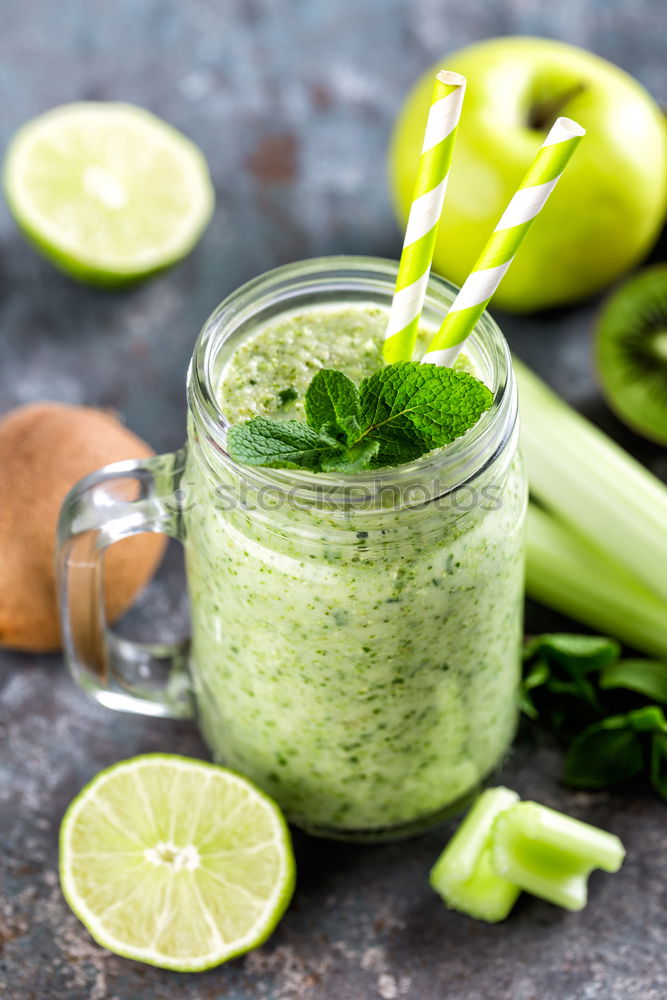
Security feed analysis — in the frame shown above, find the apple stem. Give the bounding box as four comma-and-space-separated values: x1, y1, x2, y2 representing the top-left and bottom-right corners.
528, 82, 587, 131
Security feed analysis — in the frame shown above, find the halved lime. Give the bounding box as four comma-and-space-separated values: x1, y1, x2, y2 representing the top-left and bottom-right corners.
3, 102, 214, 286
59, 754, 295, 971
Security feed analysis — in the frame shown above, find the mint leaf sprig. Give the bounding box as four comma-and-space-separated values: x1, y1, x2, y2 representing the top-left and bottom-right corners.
227, 362, 493, 473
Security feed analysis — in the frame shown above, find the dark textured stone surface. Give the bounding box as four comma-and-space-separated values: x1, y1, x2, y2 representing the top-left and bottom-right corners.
0, 2, 666, 998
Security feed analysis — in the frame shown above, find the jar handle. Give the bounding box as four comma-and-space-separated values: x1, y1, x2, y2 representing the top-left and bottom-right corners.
56, 448, 194, 719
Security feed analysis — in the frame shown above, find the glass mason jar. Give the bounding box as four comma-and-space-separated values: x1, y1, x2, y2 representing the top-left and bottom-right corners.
58, 256, 527, 842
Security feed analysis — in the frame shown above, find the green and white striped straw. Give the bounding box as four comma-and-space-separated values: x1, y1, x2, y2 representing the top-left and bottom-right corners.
384, 70, 466, 364
422, 116, 586, 367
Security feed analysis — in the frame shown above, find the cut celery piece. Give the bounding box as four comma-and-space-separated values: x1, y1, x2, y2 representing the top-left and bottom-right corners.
516, 358, 667, 605
429, 787, 521, 923
526, 504, 667, 660
492, 801, 625, 911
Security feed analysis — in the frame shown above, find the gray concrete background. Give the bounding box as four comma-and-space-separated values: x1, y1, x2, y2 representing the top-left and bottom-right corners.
0, 1, 666, 998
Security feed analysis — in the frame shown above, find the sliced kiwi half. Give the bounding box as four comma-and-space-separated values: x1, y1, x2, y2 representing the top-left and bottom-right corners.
596, 265, 667, 446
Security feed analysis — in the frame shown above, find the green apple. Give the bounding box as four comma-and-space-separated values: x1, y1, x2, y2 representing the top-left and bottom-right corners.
389, 37, 667, 312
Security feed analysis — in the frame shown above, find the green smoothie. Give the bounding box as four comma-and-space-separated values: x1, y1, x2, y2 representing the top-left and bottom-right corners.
185, 301, 526, 837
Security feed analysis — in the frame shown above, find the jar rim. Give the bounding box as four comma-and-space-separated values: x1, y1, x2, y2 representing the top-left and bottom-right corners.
187, 255, 517, 506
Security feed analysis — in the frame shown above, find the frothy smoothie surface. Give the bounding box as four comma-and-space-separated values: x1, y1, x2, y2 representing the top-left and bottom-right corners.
186, 300, 525, 837
217, 303, 473, 425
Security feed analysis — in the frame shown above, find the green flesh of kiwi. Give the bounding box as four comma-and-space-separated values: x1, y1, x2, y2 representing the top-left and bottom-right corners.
596, 265, 667, 446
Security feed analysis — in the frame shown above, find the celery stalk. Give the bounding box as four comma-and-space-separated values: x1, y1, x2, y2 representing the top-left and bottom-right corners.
515, 358, 667, 605
526, 504, 667, 660
492, 801, 625, 911
429, 787, 521, 923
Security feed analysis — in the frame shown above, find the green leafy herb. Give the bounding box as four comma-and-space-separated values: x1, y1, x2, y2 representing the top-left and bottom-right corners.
277, 387, 298, 407
650, 733, 667, 798
522, 632, 667, 800
520, 633, 617, 738
226, 417, 333, 470
227, 362, 493, 472
599, 658, 667, 705
564, 718, 646, 789
304, 369, 360, 438
523, 633, 620, 671
520, 659, 550, 719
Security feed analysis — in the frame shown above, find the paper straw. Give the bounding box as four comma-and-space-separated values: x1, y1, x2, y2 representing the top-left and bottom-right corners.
383, 70, 466, 364
422, 116, 585, 367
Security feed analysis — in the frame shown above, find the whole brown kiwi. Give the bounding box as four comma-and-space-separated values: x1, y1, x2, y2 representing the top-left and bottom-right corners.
0, 402, 167, 652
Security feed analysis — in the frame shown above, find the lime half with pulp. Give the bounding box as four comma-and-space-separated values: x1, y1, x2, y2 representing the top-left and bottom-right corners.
59, 754, 295, 971
3, 102, 214, 285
